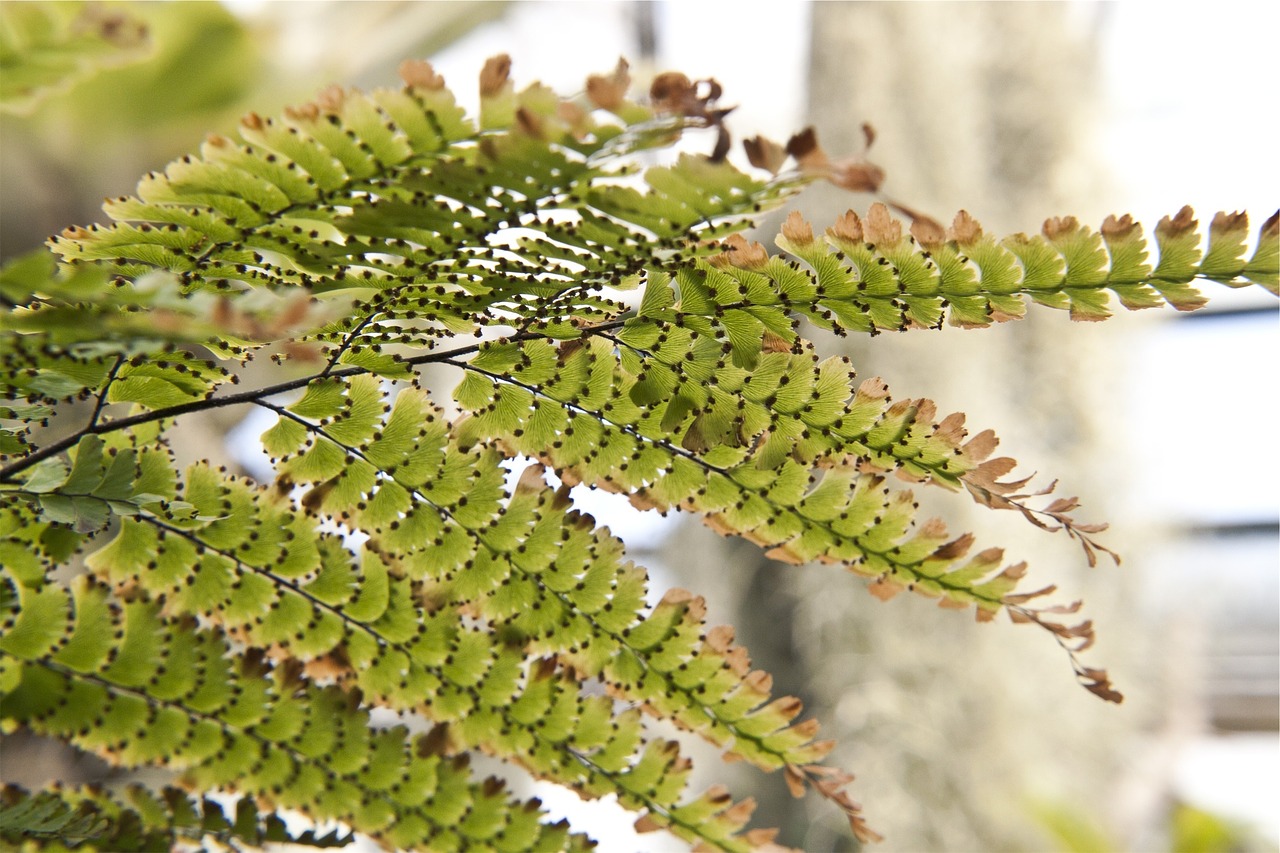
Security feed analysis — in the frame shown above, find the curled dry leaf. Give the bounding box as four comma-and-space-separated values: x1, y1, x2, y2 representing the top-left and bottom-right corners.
789, 764, 882, 844
650, 71, 734, 160
650, 71, 692, 112
761, 330, 793, 354
785, 126, 884, 192
784, 127, 826, 169
585, 58, 630, 111
830, 161, 885, 194
743, 135, 787, 175
650, 72, 727, 119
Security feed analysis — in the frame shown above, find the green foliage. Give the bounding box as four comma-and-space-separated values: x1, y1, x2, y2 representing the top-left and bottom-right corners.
0, 1, 149, 115
0, 783, 352, 850
0, 48, 1275, 851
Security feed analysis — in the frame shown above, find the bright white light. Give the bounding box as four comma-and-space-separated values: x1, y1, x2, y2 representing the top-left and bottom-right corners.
1123, 312, 1280, 523
1098, 3, 1280, 228
1175, 734, 1280, 843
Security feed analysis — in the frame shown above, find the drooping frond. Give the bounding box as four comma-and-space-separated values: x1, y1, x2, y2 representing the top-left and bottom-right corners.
449, 332, 1113, 699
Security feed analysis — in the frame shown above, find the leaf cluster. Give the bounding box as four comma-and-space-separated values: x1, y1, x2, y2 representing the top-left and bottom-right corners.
1, 50, 1275, 851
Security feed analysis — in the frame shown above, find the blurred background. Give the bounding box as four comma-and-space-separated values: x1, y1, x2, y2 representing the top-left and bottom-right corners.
2, 2, 1276, 851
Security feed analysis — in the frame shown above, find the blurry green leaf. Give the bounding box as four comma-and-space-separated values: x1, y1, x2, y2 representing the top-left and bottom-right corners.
0, 1, 150, 115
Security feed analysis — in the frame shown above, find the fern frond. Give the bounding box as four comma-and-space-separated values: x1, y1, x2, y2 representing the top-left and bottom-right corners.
0, 572, 594, 851
0, 783, 352, 850
47, 59, 795, 375
673, 205, 1277, 339
449, 335, 1105, 653
70, 404, 856, 848
5, 52, 1273, 850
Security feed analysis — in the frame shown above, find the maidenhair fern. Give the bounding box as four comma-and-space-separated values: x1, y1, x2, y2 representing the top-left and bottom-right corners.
1, 52, 1276, 851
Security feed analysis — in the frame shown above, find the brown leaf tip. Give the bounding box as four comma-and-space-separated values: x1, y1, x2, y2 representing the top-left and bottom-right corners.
710, 233, 769, 270
781, 211, 815, 246
60, 225, 93, 241
284, 102, 320, 123
1261, 210, 1279, 238
1210, 210, 1249, 234
1100, 213, 1139, 240
399, 58, 446, 91
704, 624, 735, 653
948, 210, 983, 245
827, 209, 864, 243
315, 84, 346, 115
864, 203, 903, 246
480, 54, 513, 97
1157, 205, 1197, 238
867, 577, 902, 601
586, 57, 630, 110
1042, 215, 1081, 241
633, 813, 665, 834
910, 216, 946, 249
